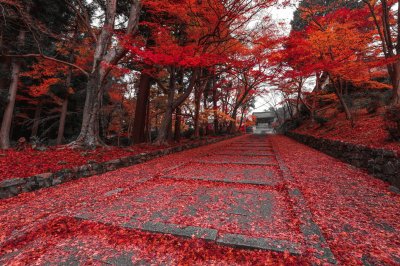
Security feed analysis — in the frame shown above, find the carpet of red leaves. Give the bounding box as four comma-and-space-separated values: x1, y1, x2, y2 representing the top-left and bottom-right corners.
294, 109, 400, 154
0, 138, 211, 182
1, 135, 399, 264
271, 135, 400, 265
0, 136, 304, 265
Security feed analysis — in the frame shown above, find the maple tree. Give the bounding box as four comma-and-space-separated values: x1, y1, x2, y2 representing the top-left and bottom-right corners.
362, 0, 400, 104
270, 4, 391, 126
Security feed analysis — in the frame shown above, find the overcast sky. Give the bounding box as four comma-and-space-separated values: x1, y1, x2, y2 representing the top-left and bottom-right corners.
252, 5, 297, 113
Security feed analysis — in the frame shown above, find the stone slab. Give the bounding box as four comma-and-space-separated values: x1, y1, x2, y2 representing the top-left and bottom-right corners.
72, 180, 300, 243
162, 163, 282, 186
212, 152, 275, 157
194, 155, 277, 166
216, 233, 302, 255
140, 221, 218, 241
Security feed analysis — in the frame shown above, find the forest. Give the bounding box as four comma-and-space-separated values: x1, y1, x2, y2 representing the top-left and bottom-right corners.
1, 1, 400, 265
0, 0, 400, 151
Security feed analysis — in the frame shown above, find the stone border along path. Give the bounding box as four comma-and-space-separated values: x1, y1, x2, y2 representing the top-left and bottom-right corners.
74, 135, 336, 264
0, 135, 238, 199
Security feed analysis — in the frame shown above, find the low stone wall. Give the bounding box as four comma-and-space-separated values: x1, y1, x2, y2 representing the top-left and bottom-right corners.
0, 135, 238, 199
286, 132, 400, 188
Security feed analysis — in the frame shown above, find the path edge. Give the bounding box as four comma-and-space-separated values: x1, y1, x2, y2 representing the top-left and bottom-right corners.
0, 135, 241, 200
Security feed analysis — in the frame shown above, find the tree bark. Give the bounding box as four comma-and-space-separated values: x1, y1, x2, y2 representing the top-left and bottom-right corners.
56, 66, 73, 145
193, 87, 201, 138
31, 101, 42, 138
72, 0, 141, 148
228, 109, 238, 134
174, 107, 181, 141
75, 72, 103, 148
132, 70, 151, 144
390, 62, 400, 104
156, 69, 198, 144
156, 69, 176, 144
0, 30, 25, 149
212, 83, 218, 134
174, 71, 184, 142
333, 77, 354, 126
56, 98, 69, 145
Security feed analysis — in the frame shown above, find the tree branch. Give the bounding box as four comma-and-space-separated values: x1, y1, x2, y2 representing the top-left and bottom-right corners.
2, 53, 89, 77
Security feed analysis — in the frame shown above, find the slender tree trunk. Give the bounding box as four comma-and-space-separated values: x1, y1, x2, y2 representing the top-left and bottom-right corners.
0, 30, 25, 149
56, 67, 73, 145
193, 88, 201, 138
390, 62, 400, 104
239, 107, 246, 130
174, 107, 181, 142
31, 101, 42, 138
213, 85, 218, 134
132, 71, 151, 143
156, 69, 198, 144
156, 70, 175, 144
174, 71, 184, 142
228, 109, 238, 134
56, 98, 69, 145
333, 78, 354, 126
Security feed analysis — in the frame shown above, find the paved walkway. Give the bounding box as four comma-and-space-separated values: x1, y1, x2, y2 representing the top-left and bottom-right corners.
0, 135, 399, 265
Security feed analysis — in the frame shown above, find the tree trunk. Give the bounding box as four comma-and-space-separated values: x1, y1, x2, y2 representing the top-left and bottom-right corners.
132, 71, 151, 144
333, 78, 354, 126
72, 0, 142, 148
193, 88, 201, 138
213, 85, 218, 134
174, 107, 181, 142
155, 69, 198, 144
56, 97, 69, 145
174, 71, 184, 142
228, 109, 238, 134
390, 62, 400, 104
56, 67, 73, 145
0, 30, 25, 149
31, 101, 42, 138
74, 72, 103, 148
156, 70, 176, 144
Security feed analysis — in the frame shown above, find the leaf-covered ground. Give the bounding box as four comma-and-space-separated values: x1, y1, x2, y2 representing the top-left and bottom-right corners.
0, 138, 214, 182
272, 135, 400, 265
294, 110, 400, 154
0, 135, 399, 265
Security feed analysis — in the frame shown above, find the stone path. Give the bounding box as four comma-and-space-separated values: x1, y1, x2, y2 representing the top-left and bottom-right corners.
1, 135, 399, 265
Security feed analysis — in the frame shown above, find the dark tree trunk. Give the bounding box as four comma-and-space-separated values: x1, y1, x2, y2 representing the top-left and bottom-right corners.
213, 85, 218, 134
0, 30, 25, 149
174, 71, 184, 142
56, 97, 69, 145
156, 69, 198, 144
333, 77, 354, 127
390, 62, 400, 104
228, 109, 238, 134
156, 70, 176, 144
193, 87, 201, 138
132, 71, 151, 144
56, 67, 72, 145
31, 101, 42, 138
174, 107, 181, 142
